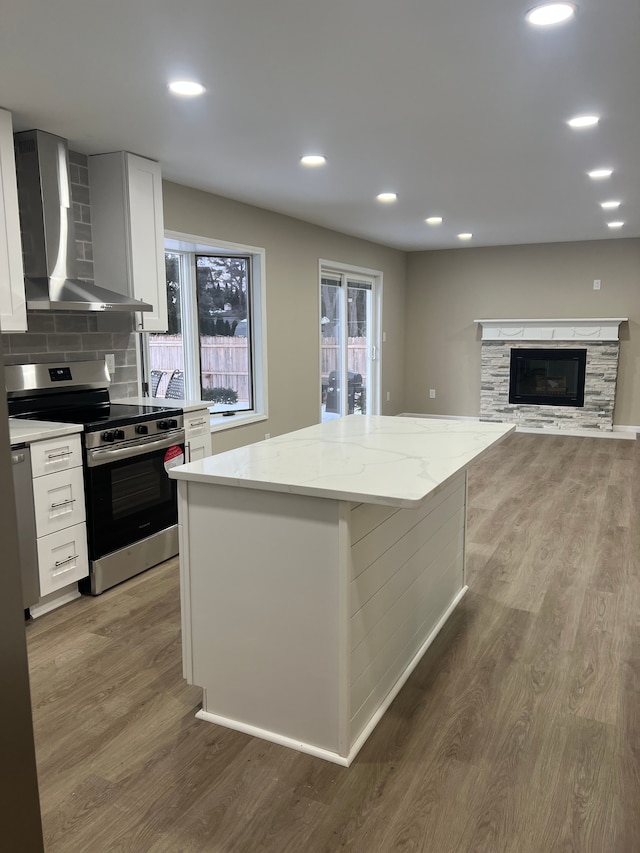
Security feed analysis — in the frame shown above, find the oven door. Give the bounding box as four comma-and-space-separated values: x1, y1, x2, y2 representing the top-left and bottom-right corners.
84, 430, 185, 560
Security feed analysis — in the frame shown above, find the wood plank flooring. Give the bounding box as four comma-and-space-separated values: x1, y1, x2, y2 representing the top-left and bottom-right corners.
26, 432, 640, 852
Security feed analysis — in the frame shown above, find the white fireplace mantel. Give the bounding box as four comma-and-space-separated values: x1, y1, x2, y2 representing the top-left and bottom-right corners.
475, 318, 627, 342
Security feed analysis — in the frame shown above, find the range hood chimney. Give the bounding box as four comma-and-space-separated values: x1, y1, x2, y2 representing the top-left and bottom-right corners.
13, 130, 152, 313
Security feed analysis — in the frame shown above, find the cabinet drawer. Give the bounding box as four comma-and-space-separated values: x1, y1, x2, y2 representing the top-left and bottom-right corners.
185, 411, 210, 438
31, 434, 82, 477
37, 523, 89, 596
185, 410, 212, 460
33, 466, 86, 536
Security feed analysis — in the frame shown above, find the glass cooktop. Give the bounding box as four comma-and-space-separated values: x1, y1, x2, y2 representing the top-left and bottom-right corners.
12, 403, 181, 432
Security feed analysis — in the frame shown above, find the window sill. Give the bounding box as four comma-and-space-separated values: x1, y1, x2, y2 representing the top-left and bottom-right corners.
208, 412, 268, 434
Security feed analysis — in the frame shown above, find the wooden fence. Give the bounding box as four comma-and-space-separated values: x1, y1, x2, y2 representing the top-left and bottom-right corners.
149, 335, 250, 401
149, 335, 368, 401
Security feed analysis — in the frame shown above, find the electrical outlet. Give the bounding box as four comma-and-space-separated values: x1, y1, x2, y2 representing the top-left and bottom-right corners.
264, 433, 270, 440
386, 391, 391, 402
593, 279, 601, 290
429, 389, 436, 399
105, 353, 115, 375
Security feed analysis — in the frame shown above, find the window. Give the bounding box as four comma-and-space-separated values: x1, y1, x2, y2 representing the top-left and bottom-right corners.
144, 233, 267, 422
320, 261, 381, 421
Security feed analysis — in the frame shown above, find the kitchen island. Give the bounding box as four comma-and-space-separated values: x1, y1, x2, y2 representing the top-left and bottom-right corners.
169, 415, 514, 765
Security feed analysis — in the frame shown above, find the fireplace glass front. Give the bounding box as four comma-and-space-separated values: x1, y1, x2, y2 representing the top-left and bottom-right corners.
509, 348, 587, 407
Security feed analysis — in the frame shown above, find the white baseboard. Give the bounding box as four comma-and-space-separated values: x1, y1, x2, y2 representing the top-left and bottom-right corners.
400, 413, 638, 440
195, 709, 350, 766
29, 583, 81, 619
515, 425, 637, 440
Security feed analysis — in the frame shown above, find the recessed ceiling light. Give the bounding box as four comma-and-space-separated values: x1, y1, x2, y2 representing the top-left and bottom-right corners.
600, 200, 621, 209
168, 80, 206, 96
457, 233, 473, 241
376, 193, 397, 203
567, 114, 599, 128
526, 3, 576, 26
588, 168, 613, 179
300, 155, 326, 166
425, 216, 443, 225
607, 221, 624, 229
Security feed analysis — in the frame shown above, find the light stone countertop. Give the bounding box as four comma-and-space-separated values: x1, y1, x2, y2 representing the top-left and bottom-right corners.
111, 397, 211, 413
9, 418, 84, 446
168, 415, 515, 508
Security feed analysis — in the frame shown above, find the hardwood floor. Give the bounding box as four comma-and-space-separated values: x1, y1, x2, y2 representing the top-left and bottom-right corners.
26, 432, 640, 852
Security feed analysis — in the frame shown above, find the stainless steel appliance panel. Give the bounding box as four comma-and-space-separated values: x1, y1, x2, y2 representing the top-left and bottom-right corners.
10, 446, 40, 609
83, 429, 184, 592
88, 526, 179, 595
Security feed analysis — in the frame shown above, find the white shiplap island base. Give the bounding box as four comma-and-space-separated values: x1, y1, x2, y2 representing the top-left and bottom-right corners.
169, 416, 514, 765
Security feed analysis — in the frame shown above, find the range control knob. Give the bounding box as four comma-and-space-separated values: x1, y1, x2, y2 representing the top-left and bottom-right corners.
135, 424, 149, 435
157, 419, 178, 431
102, 431, 115, 443
113, 429, 125, 441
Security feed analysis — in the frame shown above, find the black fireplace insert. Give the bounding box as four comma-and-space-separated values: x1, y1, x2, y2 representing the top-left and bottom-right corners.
509, 348, 587, 407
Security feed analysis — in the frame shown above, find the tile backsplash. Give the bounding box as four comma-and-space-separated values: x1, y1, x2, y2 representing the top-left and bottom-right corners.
1, 150, 140, 399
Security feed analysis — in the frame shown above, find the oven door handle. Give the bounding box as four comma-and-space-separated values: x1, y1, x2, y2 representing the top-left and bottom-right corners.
86, 431, 185, 467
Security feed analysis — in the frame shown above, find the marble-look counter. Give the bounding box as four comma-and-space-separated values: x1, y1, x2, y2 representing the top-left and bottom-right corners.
169, 415, 514, 507
9, 418, 84, 446
174, 415, 515, 765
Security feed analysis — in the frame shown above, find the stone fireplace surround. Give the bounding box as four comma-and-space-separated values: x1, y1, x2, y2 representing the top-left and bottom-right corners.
476, 318, 627, 432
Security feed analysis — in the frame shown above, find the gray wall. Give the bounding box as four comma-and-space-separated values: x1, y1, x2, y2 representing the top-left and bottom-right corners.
162, 180, 407, 452
7, 158, 636, 432
404, 238, 640, 426
1, 151, 139, 398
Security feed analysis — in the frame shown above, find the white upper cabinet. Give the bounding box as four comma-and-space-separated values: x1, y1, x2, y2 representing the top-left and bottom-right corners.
89, 151, 168, 332
0, 107, 27, 332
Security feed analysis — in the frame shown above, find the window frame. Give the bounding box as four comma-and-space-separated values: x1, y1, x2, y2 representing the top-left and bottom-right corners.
142, 230, 268, 430
194, 252, 254, 412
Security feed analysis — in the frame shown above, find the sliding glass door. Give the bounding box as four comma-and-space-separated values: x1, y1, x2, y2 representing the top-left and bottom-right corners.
320, 268, 379, 421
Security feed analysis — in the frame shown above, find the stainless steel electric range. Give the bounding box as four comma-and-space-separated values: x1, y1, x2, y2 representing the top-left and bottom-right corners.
7, 360, 184, 595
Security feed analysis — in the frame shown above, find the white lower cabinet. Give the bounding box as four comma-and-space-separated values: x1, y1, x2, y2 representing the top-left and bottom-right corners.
30, 434, 89, 599
184, 409, 212, 462
30, 434, 83, 477
32, 466, 86, 536
37, 523, 89, 597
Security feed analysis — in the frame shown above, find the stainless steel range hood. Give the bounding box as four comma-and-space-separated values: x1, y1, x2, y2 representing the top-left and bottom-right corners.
13, 130, 152, 313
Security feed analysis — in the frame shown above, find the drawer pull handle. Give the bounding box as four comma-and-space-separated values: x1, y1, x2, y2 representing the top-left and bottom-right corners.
189, 418, 207, 426
47, 451, 72, 460
54, 554, 79, 567
50, 498, 76, 509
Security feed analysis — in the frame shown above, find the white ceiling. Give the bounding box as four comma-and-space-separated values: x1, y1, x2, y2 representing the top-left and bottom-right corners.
1, 0, 638, 250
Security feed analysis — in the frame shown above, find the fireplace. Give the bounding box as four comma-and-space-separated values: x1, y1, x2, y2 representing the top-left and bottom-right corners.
475, 318, 626, 433
509, 348, 586, 407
